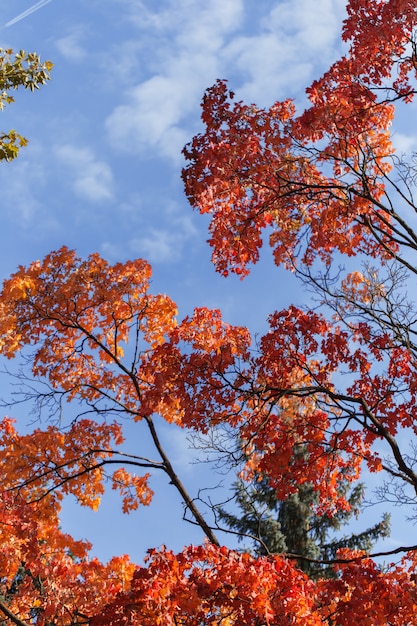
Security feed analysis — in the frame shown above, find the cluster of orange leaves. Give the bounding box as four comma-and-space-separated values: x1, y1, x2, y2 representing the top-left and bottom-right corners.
90, 542, 417, 626
2, 483, 417, 626
1, 248, 409, 522
2, 489, 416, 626
0, 491, 135, 625
2, 0, 417, 623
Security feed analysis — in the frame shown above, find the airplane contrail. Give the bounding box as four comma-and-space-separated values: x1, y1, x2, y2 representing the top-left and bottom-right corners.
5, 0, 54, 28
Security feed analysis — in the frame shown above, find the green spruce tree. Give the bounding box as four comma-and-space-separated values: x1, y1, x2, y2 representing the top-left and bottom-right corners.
217, 475, 390, 579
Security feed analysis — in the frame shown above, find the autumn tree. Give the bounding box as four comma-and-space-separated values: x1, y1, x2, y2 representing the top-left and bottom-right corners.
3, 0, 417, 624
180, 0, 417, 522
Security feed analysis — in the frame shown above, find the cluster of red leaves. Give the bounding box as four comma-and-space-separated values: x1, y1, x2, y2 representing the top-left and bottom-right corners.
137, 306, 251, 428
162, 304, 417, 518
1, 486, 417, 626
182, 0, 417, 276
0, 244, 415, 622
91, 543, 320, 625
317, 549, 417, 626
0, 247, 250, 434
342, 0, 417, 95
91, 543, 417, 625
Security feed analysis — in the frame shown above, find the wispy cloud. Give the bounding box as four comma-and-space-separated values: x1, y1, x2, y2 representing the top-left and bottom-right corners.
224, 0, 346, 104
54, 144, 114, 202
106, 75, 190, 161
391, 130, 417, 156
105, 0, 345, 161
0, 143, 54, 230
101, 211, 198, 264
55, 29, 87, 62
105, 0, 243, 161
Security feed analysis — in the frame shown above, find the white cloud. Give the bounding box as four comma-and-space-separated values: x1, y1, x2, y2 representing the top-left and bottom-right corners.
224, 0, 347, 104
105, 0, 346, 161
101, 211, 198, 264
130, 228, 176, 263
171, 0, 243, 52
106, 74, 192, 161
55, 29, 87, 62
54, 144, 114, 202
392, 131, 417, 156
105, 0, 243, 161
224, 33, 313, 105
266, 0, 345, 49
117, 0, 242, 41
0, 143, 58, 230
129, 213, 198, 263
0, 161, 41, 223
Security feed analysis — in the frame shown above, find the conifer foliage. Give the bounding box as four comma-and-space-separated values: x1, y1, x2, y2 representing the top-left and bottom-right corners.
217, 476, 390, 578
3, 1, 417, 623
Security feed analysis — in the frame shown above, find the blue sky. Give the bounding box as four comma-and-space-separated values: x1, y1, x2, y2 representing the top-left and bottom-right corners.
0, 0, 412, 565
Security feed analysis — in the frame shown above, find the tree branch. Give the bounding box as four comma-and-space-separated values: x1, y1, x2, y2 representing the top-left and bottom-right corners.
0, 600, 31, 626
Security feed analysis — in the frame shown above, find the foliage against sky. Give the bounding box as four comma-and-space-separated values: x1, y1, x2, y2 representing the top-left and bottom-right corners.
2, 0, 417, 624
0, 0, 355, 560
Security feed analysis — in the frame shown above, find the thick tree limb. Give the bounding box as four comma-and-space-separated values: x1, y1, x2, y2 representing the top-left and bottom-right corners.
0, 600, 31, 626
